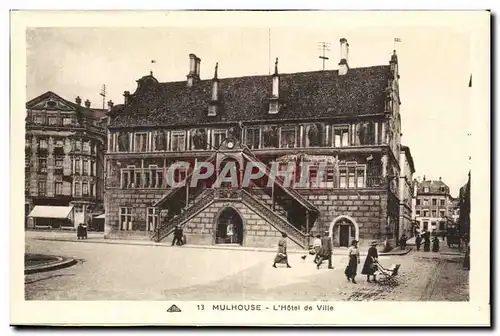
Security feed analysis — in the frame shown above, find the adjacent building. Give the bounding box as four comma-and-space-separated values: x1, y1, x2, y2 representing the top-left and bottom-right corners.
25, 91, 107, 228
104, 39, 406, 249
399, 146, 416, 238
458, 171, 471, 238
414, 177, 454, 235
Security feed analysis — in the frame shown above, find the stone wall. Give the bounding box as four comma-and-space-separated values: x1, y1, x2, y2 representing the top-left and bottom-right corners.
296, 189, 388, 247
182, 200, 302, 249
104, 188, 165, 237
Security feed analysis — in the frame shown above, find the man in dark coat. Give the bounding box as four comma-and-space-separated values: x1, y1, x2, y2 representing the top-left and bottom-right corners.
77, 223, 83, 240
171, 225, 183, 246
415, 234, 422, 251
399, 234, 407, 250
316, 231, 333, 269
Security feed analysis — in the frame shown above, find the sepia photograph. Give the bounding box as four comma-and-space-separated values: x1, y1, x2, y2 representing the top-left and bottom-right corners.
10, 10, 490, 326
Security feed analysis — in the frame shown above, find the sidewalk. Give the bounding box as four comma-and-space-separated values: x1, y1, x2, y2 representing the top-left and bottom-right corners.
26, 230, 412, 256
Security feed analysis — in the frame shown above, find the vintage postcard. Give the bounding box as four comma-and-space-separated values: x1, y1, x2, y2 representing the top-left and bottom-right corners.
10, 10, 490, 326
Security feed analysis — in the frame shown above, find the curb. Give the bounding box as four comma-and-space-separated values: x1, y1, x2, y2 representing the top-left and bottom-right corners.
25, 255, 77, 274
33, 237, 413, 257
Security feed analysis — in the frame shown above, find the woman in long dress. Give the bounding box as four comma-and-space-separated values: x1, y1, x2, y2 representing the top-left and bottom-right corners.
361, 241, 379, 282
344, 240, 360, 284
273, 232, 292, 268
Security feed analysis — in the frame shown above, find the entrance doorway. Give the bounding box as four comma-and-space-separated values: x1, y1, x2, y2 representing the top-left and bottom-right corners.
332, 217, 357, 247
215, 207, 243, 245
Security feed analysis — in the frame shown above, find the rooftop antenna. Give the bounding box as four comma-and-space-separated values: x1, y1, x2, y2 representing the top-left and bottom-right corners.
317, 41, 330, 71
268, 28, 272, 75
99, 84, 107, 111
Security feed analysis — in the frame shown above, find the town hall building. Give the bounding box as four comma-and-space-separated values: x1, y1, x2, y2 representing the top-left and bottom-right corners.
104, 39, 410, 249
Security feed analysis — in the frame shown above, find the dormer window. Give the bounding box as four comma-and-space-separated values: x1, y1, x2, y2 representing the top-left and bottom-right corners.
269, 100, 279, 114
208, 105, 217, 117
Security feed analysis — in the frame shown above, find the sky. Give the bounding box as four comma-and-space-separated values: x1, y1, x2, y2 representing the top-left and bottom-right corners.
25, 23, 473, 197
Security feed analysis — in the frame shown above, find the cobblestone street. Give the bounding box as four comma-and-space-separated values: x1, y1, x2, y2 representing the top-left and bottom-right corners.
25, 234, 469, 301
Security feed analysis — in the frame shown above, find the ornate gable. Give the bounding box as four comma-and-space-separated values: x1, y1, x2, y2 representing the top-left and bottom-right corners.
26, 91, 77, 111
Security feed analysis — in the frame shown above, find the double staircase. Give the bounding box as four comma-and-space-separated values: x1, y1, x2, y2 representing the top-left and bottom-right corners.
152, 187, 309, 248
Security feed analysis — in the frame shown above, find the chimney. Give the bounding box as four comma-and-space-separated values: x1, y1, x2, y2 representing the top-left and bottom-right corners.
268, 58, 280, 114
390, 50, 399, 78
84, 99, 91, 108
439, 177, 442, 181
187, 53, 201, 87
75, 96, 82, 106
423, 175, 426, 181
123, 91, 130, 104
272, 57, 279, 98
208, 62, 220, 116
107, 100, 114, 111
339, 38, 349, 76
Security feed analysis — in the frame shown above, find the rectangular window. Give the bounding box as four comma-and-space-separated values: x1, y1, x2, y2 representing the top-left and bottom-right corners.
147, 207, 157, 231
62, 117, 72, 125
439, 222, 445, 230
25, 157, 30, 168
83, 141, 90, 153
440, 187, 445, 192
35, 115, 44, 124
316, 166, 335, 188
134, 133, 148, 152
48, 116, 58, 125
246, 127, 261, 149
171, 131, 185, 152
423, 199, 429, 206
440, 199, 445, 206
157, 170, 164, 188
39, 138, 48, 149
174, 167, 187, 184
416, 210, 421, 216
75, 158, 81, 174
423, 210, 429, 217
424, 187, 430, 193
339, 167, 347, 188
280, 127, 297, 148
38, 158, 47, 173
338, 164, 366, 188
212, 129, 227, 149
153, 130, 168, 151
74, 183, 81, 196
74, 140, 81, 152
54, 138, 63, 147
83, 159, 89, 175
431, 210, 437, 217
332, 126, 349, 147
440, 210, 445, 218
416, 199, 421, 206
432, 199, 437, 206
423, 222, 428, 231
121, 168, 130, 189
38, 181, 47, 196
55, 182, 63, 195
82, 182, 89, 196
120, 207, 132, 230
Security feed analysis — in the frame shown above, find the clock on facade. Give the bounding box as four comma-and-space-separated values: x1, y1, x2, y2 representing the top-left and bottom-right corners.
226, 140, 235, 149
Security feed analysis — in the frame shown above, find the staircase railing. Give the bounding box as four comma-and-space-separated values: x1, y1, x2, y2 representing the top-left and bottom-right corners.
241, 189, 307, 248
154, 188, 215, 242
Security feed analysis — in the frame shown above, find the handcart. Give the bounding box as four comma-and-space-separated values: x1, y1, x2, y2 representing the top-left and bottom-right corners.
374, 261, 401, 286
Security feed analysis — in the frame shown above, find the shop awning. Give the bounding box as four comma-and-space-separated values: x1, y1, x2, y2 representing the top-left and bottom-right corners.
28, 205, 74, 219
94, 213, 105, 219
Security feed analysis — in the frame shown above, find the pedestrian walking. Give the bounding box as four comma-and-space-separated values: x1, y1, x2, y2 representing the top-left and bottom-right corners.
423, 232, 431, 252
312, 234, 322, 263
399, 234, 407, 250
82, 223, 88, 239
77, 223, 83, 240
344, 239, 360, 284
361, 241, 379, 283
171, 225, 183, 246
273, 232, 291, 268
463, 239, 470, 270
316, 231, 333, 269
432, 234, 440, 252
415, 234, 422, 251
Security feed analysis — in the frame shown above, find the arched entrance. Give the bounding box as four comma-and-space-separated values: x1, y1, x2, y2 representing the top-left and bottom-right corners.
329, 215, 359, 247
214, 207, 244, 245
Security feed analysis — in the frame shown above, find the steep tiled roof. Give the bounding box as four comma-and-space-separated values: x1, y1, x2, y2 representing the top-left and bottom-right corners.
416, 180, 450, 195
109, 65, 391, 128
